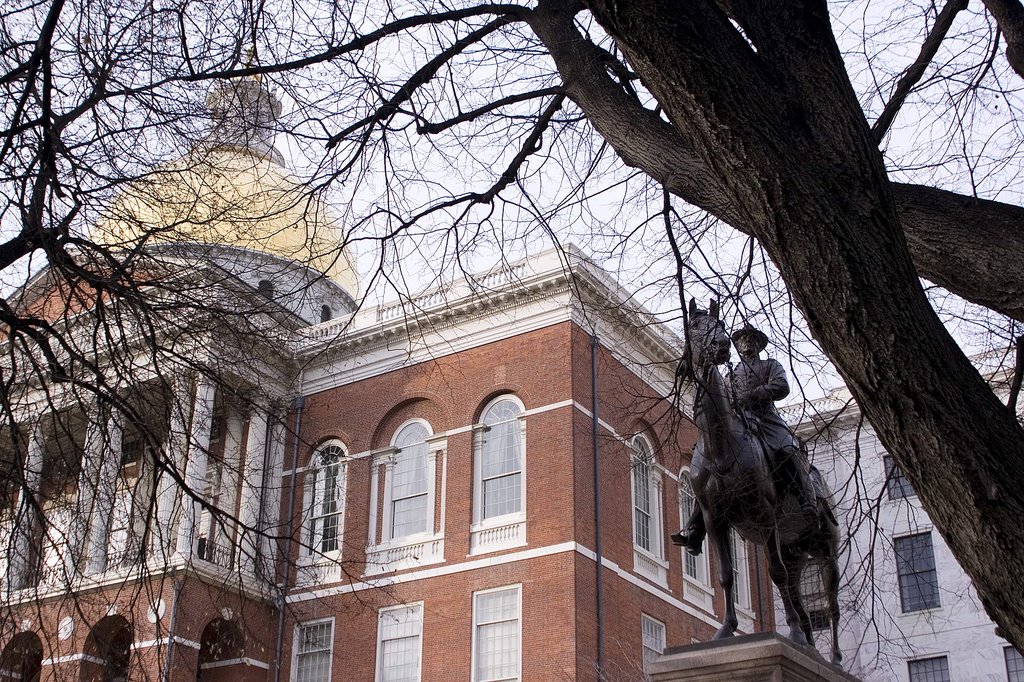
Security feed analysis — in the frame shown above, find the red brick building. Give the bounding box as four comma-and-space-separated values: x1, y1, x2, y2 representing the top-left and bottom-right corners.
0, 81, 772, 682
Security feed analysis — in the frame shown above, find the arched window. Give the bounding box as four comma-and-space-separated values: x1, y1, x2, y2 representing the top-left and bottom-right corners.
303, 442, 346, 556
1, 632, 42, 682
389, 422, 431, 540
81, 616, 131, 682
632, 437, 656, 553
479, 398, 524, 521
630, 435, 667, 584
197, 617, 244, 678
366, 418, 444, 574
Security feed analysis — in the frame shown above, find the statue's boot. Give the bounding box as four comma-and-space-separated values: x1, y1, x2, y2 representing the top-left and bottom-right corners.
671, 508, 706, 555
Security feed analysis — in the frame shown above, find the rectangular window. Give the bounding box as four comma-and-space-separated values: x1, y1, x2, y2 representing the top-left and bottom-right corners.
391, 446, 429, 539
799, 560, 830, 630
732, 531, 751, 609
1007, 647, 1024, 682
884, 455, 915, 499
294, 620, 333, 682
908, 656, 950, 682
895, 533, 940, 612
473, 586, 521, 682
678, 478, 708, 584
481, 419, 523, 519
641, 614, 666, 680
377, 604, 422, 682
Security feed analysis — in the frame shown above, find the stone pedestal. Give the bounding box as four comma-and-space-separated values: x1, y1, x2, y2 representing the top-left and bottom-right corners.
650, 632, 861, 682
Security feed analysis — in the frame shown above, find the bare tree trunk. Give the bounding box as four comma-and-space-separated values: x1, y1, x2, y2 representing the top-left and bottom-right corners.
574, 0, 1024, 651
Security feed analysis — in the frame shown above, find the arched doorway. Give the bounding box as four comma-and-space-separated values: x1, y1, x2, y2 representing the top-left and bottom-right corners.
196, 618, 244, 680
0, 631, 43, 682
80, 615, 132, 682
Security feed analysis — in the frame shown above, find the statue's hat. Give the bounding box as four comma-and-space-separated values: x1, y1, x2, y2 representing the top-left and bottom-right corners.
731, 324, 769, 352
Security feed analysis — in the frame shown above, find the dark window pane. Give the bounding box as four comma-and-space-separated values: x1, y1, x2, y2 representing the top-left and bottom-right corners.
895, 533, 940, 612
884, 455, 915, 499
1007, 647, 1024, 682
908, 656, 950, 682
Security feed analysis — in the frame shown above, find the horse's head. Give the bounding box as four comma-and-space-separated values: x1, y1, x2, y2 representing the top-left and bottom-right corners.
686, 298, 731, 369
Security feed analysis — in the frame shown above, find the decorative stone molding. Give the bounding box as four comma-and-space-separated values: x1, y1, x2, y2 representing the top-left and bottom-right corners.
469, 517, 526, 556
634, 547, 670, 587
364, 535, 444, 576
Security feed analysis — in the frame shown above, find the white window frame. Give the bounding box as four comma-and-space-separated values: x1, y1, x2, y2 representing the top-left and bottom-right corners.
375, 603, 423, 682
471, 584, 522, 682
292, 617, 335, 682
470, 395, 527, 555
641, 614, 666, 680
630, 435, 668, 585
365, 420, 445, 575
302, 441, 347, 559
678, 469, 713, 611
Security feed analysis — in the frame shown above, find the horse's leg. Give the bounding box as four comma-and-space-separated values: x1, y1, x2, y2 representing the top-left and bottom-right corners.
766, 533, 810, 647
782, 545, 813, 646
822, 552, 843, 666
709, 520, 738, 639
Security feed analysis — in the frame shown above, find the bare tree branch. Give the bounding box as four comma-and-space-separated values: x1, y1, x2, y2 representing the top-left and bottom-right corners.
872, 0, 970, 142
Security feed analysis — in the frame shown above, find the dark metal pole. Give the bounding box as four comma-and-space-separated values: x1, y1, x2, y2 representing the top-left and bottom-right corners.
273, 395, 304, 682
590, 334, 605, 675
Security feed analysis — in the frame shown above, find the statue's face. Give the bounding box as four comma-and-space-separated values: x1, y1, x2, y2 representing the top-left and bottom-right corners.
734, 336, 758, 357
689, 313, 731, 366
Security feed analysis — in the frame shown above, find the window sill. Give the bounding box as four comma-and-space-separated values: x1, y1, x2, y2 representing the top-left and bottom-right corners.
735, 605, 756, 633
899, 605, 944, 616
682, 574, 715, 612
294, 551, 344, 587
469, 515, 526, 556
633, 546, 669, 587
364, 533, 444, 576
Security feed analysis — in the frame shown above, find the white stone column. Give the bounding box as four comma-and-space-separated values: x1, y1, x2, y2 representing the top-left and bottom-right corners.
83, 411, 123, 575
8, 419, 45, 590
425, 448, 439, 535
380, 458, 397, 542
259, 414, 286, 579
175, 378, 216, 559
153, 377, 193, 559
236, 406, 268, 575
652, 474, 665, 560
216, 410, 244, 566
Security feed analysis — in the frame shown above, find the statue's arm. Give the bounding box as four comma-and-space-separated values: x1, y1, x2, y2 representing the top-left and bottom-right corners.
764, 359, 791, 402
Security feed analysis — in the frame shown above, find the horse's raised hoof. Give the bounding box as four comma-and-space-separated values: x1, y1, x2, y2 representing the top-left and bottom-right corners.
831, 652, 843, 667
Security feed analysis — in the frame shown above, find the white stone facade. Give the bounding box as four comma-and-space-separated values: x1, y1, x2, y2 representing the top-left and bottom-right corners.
783, 392, 1017, 682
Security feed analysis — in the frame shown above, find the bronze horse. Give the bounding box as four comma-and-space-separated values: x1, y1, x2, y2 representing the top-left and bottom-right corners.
685, 299, 843, 665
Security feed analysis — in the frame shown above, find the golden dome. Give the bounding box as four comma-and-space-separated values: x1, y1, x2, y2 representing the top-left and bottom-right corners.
93, 79, 358, 298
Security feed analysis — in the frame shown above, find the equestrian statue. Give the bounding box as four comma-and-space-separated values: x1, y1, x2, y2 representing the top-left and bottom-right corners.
671, 299, 843, 665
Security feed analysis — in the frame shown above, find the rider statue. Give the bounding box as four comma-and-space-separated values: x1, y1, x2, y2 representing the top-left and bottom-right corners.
672, 323, 818, 555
